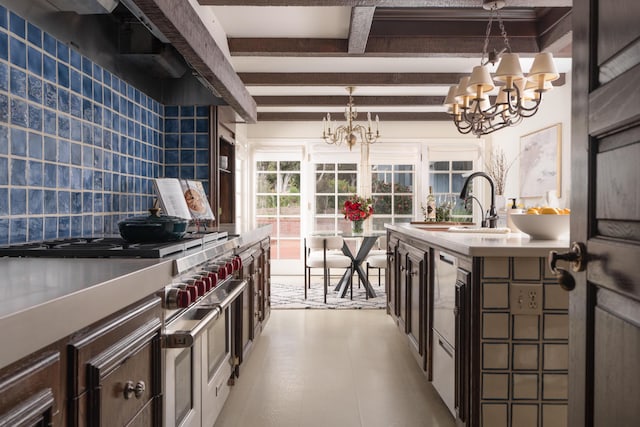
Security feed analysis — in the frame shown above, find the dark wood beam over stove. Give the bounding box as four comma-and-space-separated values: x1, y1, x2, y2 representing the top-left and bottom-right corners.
348, 6, 375, 54
198, 1, 572, 7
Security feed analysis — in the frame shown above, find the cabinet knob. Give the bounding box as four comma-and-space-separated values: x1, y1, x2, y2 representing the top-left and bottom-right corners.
548, 242, 588, 291
123, 380, 146, 400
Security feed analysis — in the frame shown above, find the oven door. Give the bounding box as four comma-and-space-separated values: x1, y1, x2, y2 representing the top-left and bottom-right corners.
165, 341, 202, 427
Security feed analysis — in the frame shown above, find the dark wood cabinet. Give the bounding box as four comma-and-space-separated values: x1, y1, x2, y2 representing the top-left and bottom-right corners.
210, 106, 237, 225
68, 296, 163, 427
387, 233, 400, 317
454, 268, 470, 425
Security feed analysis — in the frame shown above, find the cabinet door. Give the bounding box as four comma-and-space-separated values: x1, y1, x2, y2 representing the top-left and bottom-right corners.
455, 268, 471, 424
397, 247, 409, 333
260, 239, 271, 323
407, 248, 427, 371
387, 235, 399, 317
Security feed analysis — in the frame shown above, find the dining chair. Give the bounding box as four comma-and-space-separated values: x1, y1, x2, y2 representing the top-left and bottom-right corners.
304, 236, 353, 303
365, 235, 388, 291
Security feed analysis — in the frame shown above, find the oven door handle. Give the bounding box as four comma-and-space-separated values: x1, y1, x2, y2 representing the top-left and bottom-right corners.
164, 306, 221, 348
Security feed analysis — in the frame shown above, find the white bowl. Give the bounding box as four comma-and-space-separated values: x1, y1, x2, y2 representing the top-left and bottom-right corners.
510, 213, 570, 240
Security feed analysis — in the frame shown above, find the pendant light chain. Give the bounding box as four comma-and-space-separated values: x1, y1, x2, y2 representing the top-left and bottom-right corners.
496, 8, 512, 53
481, 9, 495, 65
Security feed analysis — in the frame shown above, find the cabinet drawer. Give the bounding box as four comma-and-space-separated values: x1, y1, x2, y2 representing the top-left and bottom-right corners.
432, 331, 455, 417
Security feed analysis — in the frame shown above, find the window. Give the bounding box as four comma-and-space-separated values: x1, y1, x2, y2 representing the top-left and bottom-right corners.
371, 164, 415, 231
255, 160, 301, 259
429, 160, 474, 221
313, 163, 358, 233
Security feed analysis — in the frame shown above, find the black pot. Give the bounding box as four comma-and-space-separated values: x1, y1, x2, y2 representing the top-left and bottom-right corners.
118, 208, 189, 243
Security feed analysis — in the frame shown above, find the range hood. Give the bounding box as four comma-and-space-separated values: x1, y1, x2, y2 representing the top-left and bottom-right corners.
47, 0, 118, 15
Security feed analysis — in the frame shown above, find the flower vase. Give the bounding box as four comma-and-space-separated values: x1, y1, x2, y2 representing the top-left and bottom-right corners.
351, 219, 364, 234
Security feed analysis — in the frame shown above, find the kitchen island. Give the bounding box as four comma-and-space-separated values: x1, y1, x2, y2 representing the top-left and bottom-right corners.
385, 224, 569, 427
0, 224, 271, 426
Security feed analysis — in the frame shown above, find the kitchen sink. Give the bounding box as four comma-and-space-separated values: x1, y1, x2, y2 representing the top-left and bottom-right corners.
447, 226, 511, 234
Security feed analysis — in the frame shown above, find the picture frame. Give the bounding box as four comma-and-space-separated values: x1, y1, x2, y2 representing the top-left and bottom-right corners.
519, 123, 562, 198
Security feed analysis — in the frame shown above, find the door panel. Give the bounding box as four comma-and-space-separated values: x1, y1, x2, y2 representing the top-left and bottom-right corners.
571, 0, 640, 426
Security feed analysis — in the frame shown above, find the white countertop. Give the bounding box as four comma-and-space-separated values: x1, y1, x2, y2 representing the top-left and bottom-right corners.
386, 224, 570, 257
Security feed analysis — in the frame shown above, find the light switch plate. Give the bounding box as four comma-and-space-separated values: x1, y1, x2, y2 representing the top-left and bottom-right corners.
510, 283, 543, 315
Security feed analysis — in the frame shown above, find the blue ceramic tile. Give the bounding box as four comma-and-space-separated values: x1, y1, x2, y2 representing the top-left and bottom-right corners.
58, 216, 70, 237
82, 167, 92, 190
27, 46, 42, 76
43, 136, 56, 161
82, 98, 92, 122
28, 217, 43, 242
82, 123, 92, 146
70, 48, 81, 70
58, 87, 69, 113
9, 37, 26, 69
0, 93, 7, 122
42, 54, 56, 83
28, 104, 42, 131
58, 139, 70, 163
71, 192, 81, 214
43, 33, 56, 57
70, 118, 81, 142
92, 63, 102, 82
57, 115, 69, 138
165, 119, 178, 133
104, 193, 112, 212
0, 188, 7, 215
82, 192, 92, 212
165, 133, 178, 148
103, 172, 112, 191
196, 106, 208, 117
9, 12, 25, 39
180, 150, 195, 164
93, 104, 102, 125
10, 128, 26, 156
180, 166, 194, 179
57, 62, 69, 87
10, 99, 28, 127
28, 132, 42, 158
70, 166, 81, 189
82, 74, 91, 98
81, 55, 91, 76
58, 190, 70, 213
165, 165, 178, 178
111, 192, 120, 211
0, 32, 7, 60
81, 145, 92, 169
94, 192, 102, 212
9, 67, 26, 97
70, 215, 82, 237
93, 126, 102, 147
70, 93, 81, 117
44, 216, 57, 239
103, 87, 111, 108
27, 23, 41, 47
180, 105, 194, 117
196, 118, 208, 133
93, 82, 102, 103
0, 219, 8, 245
43, 190, 56, 213
27, 74, 42, 102
10, 158, 26, 185
58, 165, 69, 188
43, 162, 56, 187
93, 148, 102, 169
196, 150, 208, 163
28, 188, 43, 214
27, 160, 42, 186
181, 133, 195, 148
103, 70, 111, 86
0, 156, 7, 185
44, 81, 57, 109
0, 62, 8, 91
10, 217, 27, 243
196, 166, 208, 180
93, 215, 103, 234
70, 68, 81, 93
10, 188, 26, 215
0, 6, 7, 29
56, 41, 69, 62
70, 142, 81, 165
80, 214, 91, 235
43, 109, 56, 135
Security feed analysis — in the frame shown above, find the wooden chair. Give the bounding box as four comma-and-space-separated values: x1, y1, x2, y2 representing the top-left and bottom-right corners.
366, 235, 388, 290
304, 236, 353, 303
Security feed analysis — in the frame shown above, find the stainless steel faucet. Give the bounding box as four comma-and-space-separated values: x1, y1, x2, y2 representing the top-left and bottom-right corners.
459, 172, 498, 228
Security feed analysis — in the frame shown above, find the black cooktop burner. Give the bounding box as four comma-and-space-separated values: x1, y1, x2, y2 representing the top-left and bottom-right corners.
0, 234, 226, 258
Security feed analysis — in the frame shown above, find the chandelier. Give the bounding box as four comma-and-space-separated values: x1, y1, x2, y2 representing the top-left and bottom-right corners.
444, 0, 559, 137
322, 87, 380, 150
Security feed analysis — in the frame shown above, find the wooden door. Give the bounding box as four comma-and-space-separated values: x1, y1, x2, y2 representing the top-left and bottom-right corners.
569, 1, 640, 426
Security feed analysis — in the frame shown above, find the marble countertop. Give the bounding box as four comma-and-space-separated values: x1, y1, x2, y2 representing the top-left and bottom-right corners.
386, 224, 570, 257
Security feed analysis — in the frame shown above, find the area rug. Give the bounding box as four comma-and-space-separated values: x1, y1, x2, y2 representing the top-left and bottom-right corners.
271, 277, 387, 309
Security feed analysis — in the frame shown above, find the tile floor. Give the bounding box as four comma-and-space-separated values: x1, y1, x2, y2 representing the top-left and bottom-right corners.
214, 309, 455, 427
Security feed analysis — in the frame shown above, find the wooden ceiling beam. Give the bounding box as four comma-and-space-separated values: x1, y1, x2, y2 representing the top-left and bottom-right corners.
254, 95, 445, 106
538, 9, 572, 53
369, 20, 538, 37
257, 112, 450, 121
348, 7, 376, 54
198, 1, 572, 7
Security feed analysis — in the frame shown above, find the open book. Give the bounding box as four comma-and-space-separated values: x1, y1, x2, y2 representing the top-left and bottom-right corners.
153, 178, 215, 221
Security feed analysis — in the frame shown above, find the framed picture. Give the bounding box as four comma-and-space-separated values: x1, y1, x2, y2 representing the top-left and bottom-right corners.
519, 123, 562, 198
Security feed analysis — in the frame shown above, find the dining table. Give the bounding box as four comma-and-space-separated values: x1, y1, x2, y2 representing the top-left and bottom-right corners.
334, 232, 384, 299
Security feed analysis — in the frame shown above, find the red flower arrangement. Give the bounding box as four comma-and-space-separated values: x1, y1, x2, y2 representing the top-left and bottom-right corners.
343, 195, 374, 222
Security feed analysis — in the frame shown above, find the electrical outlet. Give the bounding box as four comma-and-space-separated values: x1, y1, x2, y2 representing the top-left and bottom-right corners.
510, 284, 543, 315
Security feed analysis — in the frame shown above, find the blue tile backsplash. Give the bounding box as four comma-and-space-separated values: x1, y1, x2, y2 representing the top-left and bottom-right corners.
0, 6, 213, 245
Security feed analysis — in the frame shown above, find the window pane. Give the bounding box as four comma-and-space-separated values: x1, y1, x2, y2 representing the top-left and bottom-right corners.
394, 173, 413, 192
372, 172, 392, 193
372, 216, 389, 231
372, 164, 392, 171
280, 195, 300, 215
279, 172, 300, 193
279, 218, 300, 237
430, 173, 450, 193
280, 161, 300, 171
337, 195, 350, 213
256, 161, 277, 171
394, 217, 412, 224
316, 163, 335, 171
452, 173, 467, 193
452, 161, 473, 171
373, 195, 392, 215
278, 239, 300, 259
315, 196, 335, 214
429, 161, 450, 171
395, 195, 413, 215
337, 173, 357, 193
395, 164, 414, 171
257, 217, 276, 230
256, 196, 277, 215
313, 217, 336, 233
315, 173, 335, 193
338, 163, 357, 171
257, 173, 276, 193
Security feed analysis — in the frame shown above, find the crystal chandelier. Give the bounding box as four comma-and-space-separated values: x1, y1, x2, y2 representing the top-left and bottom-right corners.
444, 0, 559, 137
322, 87, 380, 150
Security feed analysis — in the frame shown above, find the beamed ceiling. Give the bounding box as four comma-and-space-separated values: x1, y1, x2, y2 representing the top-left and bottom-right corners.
192, 0, 573, 123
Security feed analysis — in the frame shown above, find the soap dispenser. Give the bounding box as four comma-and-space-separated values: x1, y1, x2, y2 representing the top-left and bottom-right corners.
507, 198, 523, 232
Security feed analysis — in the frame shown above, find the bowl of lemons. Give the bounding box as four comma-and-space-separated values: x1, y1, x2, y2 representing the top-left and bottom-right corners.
510, 207, 570, 240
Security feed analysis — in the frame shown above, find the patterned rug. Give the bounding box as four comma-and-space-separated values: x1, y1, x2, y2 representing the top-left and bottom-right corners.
271, 276, 387, 309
